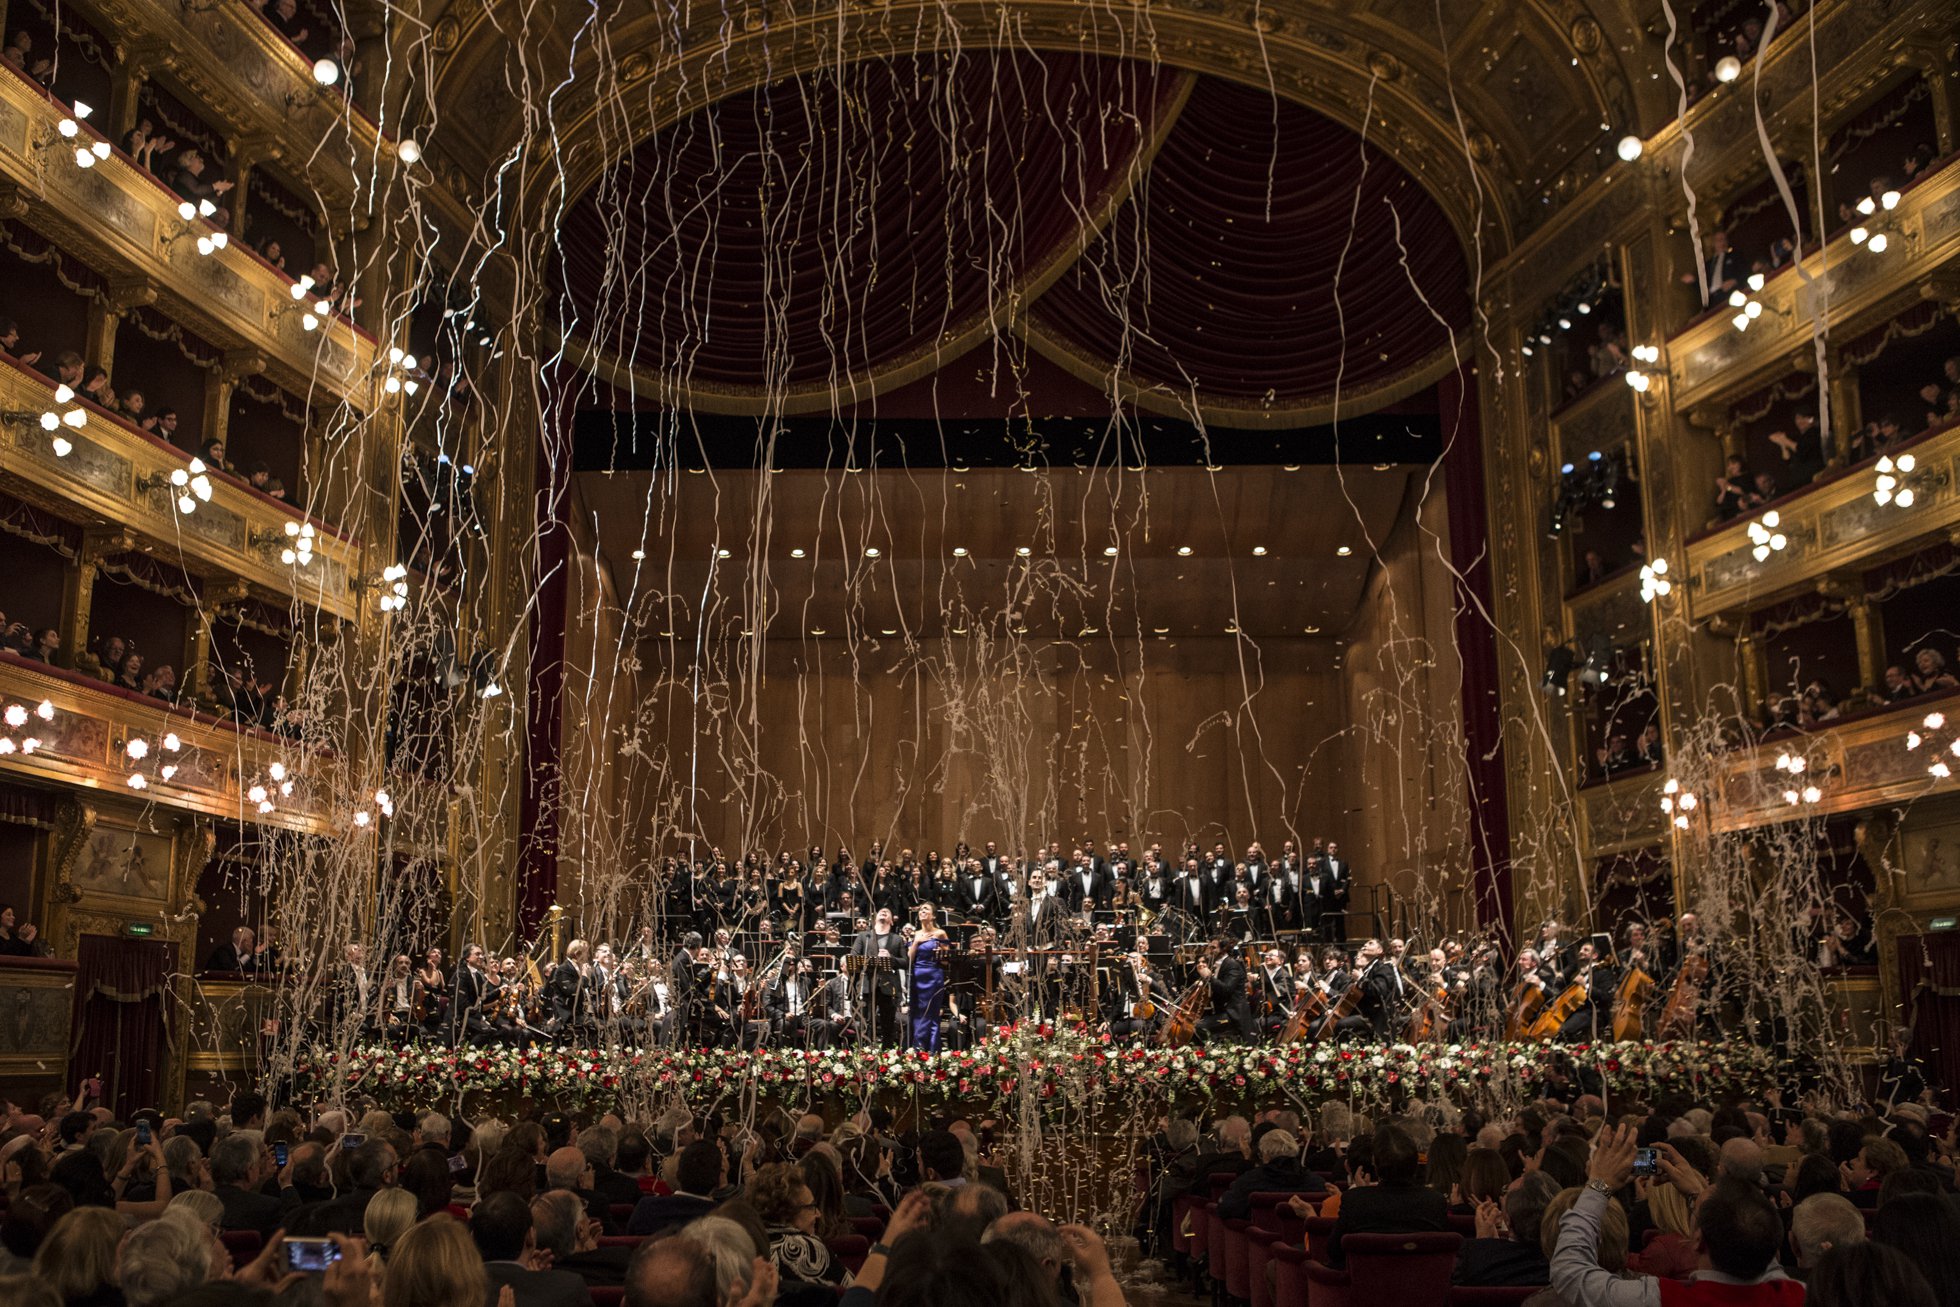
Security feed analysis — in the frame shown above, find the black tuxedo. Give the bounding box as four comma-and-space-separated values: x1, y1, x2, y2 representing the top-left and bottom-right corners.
1326, 1181, 1451, 1267
954, 872, 999, 922
1138, 874, 1173, 918
205, 944, 263, 974
1021, 892, 1065, 947
1320, 857, 1353, 940
850, 928, 906, 1043
1200, 954, 1254, 1042
452, 963, 494, 1042
767, 972, 823, 1047
1062, 865, 1108, 913
1172, 873, 1212, 921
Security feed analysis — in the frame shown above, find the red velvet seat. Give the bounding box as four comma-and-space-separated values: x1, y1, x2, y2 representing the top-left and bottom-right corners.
1247, 1226, 1294, 1307
589, 1290, 626, 1307
1447, 1213, 1478, 1237
1189, 1199, 1215, 1266
1171, 1193, 1200, 1255
1310, 1232, 1464, 1307
596, 1235, 644, 1248
826, 1233, 871, 1275
609, 1203, 636, 1225
1300, 1216, 1339, 1262
1304, 1255, 1353, 1307
1271, 1241, 1313, 1306
1446, 1287, 1545, 1305
218, 1230, 262, 1264
1222, 1217, 1255, 1302
848, 1214, 884, 1239
1209, 1171, 1239, 1197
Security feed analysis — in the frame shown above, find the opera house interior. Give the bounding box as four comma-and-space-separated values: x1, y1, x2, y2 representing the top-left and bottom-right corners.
0, 1, 1959, 1305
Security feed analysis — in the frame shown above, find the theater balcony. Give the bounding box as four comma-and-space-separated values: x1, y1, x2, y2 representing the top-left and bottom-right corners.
0, 357, 360, 622
0, 66, 378, 408
0, 655, 337, 834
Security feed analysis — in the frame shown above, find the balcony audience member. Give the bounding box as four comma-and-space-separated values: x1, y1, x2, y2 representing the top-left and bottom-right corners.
1747, 470, 1779, 507
23, 628, 60, 665
0, 905, 43, 957
247, 462, 273, 493
259, 0, 312, 47
206, 926, 265, 974
139, 663, 178, 704
0, 615, 27, 652
1876, 664, 1917, 703
1682, 230, 1742, 305
1, 31, 52, 83
1912, 648, 1958, 694
1589, 324, 1628, 378
1714, 455, 1752, 519
1765, 414, 1824, 484
119, 389, 148, 424
1634, 723, 1664, 766
265, 476, 290, 502
1814, 909, 1875, 969
78, 367, 111, 408
148, 408, 178, 439
89, 635, 127, 682
199, 439, 228, 472
1799, 679, 1840, 726
1577, 549, 1609, 587
258, 238, 287, 272
52, 353, 84, 390
114, 652, 145, 695
123, 119, 175, 172
0, 319, 41, 368
167, 150, 233, 226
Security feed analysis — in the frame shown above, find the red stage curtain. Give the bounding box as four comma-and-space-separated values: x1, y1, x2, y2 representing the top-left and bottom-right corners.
70, 934, 176, 1120
1897, 932, 1960, 1099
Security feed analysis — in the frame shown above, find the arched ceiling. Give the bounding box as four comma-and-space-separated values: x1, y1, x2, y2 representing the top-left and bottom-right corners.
551, 53, 1472, 422
420, 0, 1664, 258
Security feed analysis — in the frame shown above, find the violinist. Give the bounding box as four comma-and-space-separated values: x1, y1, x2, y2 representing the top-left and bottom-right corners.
769, 956, 822, 1048
414, 947, 449, 1036
1105, 951, 1173, 1040
1195, 936, 1254, 1043
1256, 947, 1294, 1038
493, 956, 544, 1047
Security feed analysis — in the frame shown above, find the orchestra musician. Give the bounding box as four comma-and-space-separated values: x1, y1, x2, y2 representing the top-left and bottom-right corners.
1195, 936, 1255, 1043
385, 954, 416, 1038
450, 944, 494, 1044
1255, 947, 1294, 1039
1104, 950, 1173, 1040
1556, 941, 1616, 1043
414, 947, 450, 1037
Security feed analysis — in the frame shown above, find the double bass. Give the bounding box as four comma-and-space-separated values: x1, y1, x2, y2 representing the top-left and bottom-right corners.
1656, 951, 1709, 1039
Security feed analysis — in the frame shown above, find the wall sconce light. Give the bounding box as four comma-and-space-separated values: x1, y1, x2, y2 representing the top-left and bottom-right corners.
141, 459, 214, 515
1660, 777, 1698, 828
1746, 510, 1792, 562
1639, 557, 1672, 602
1849, 191, 1904, 255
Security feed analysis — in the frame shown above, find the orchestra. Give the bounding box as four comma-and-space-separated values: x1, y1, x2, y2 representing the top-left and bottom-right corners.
301, 838, 1730, 1053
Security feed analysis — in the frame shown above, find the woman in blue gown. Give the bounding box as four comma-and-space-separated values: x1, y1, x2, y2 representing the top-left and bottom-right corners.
909, 903, 951, 1049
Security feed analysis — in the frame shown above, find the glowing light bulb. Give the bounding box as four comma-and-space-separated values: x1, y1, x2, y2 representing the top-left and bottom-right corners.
397, 137, 422, 164
36, 701, 54, 721
1802, 785, 1822, 804
312, 58, 340, 85
62, 408, 85, 428
126, 739, 149, 760
162, 733, 179, 750
4, 706, 26, 729
127, 773, 146, 789
248, 785, 267, 804
1924, 713, 1946, 731
268, 762, 287, 781
50, 437, 71, 457
1616, 135, 1643, 162
1868, 233, 1888, 254
1716, 56, 1742, 82
1850, 226, 1869, 245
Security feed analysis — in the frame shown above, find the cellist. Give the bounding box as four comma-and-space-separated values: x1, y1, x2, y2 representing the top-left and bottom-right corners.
1555, 941, 1617, 1043
1255, 947, 1294, 1039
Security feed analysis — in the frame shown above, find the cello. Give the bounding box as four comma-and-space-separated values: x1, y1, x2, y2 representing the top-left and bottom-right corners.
1525, 978, 1589, 1041
1656, 951, 1709, 1039
1610, 961, 1656, 1041
1157, 980, 1208, 1047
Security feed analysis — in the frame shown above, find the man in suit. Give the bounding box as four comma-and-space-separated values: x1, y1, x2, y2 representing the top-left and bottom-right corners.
530, 1189, 632, 1286
1324, 1123, 1449, 1267
1197, 936, 1254, 1043
1205, 842, 1235, 905
472, 1191, 590, 1307
205, 926, 263, 974
1172, 856, 1212, 936
210, 1132, 283, 1238
851, 907, 908, 1045
1320, 841, 1353, 941
1062, 850, 1107, 914
626, 1139, 725, 1236
1218, 1128, 1325, 1221
1137, 856, 1173, 920
452, 944, 495, 1044
768, 956, 820, 1048
955, 857, 999, 923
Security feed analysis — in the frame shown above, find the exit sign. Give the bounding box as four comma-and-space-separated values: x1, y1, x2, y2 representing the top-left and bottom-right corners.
1930, 917, 1957, 931
123, 922, 154, 937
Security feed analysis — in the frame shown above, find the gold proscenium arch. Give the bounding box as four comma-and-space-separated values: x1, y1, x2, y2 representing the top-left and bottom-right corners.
424, 1, 1634, 421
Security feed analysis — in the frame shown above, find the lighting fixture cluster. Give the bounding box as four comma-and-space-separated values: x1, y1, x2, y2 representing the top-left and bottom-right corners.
1906, 711, 1960, 780
174, 198, 228, 257
1872, 453, 1922, 509
377, 564, 410, 613
169, 459, 215, 515
57, 101, 110, 169
1549, 450, 1623, 537
384, 347, 422, 395
280, 520, 317, 567
0, 699, 55, 758
1729, 273, 1769, 332
124, 730, 183, 789
1774, 751, 1822, 805
288, 274, 334, 332
352, 788, 396, 829
1638, 557, 1672, 603
1623, 344, 1662, 392
1659, 777, 1698, 829
1520, 267, 1612, 358
38, 384, 89, 457
245, 760, 295, 815
1848, 190, 1902, 255
1746, 511, 1788, 562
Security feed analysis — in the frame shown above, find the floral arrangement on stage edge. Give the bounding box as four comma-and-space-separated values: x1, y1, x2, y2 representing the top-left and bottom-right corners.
290, 1023, 1775, 1112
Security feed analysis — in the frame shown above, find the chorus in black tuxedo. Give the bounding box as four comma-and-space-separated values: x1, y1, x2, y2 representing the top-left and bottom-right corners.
952, 868, 999, 922
1062, 863, 1109, 913
1320, 856, 1353, 941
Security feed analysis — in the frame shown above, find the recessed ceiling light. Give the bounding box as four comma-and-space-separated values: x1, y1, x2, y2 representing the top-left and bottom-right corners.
1153, 627, 1170, 634
657, 630, 673, 637
1103, 546, 1118, 557
1016, 546, 1031, 557
1014, 626, 1029, 634
864, 547, 881, 558
1177, 546, 1193, 556
1373, 462, 1394, 471
1252, 546, 1268, 556
630, 549, 645, 560
1336, 546, 1353, 557
790, 548, 806, 559
1204, 463, 1223, 472
952, 626, 968, 634
953, 547, 969, 557
1225, 624, 1239, 634
1079, 627, 1100, 636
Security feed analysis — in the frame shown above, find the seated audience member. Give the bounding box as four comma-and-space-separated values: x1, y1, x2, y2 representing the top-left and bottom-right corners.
628, 1138, 724, 1235
168, 150, 233, 220
31, 1205, 123, 1306
840, 1136, 899, 1216
747, 1161, 852, 1289
1217, 1128, 1322, 1220
1324, 1122, 1449, 1268
124, 119, 174, 170
1842, 1136, 1906, 1208
1789, 1192, 1864, 1278
139, 664, 179, 703
1869, 1192, 1960, 1303
1461, 1145, 1511, 1210
386, 1214, 490, 1307
1456, 1171, 1558, 1286
1627, 1174, 1698, 1278
23, 627, 59, 663
0, 1184, 72, 1271
118, 389, 147, 424
1554, 1125, 1800, 1306
1804, 1241, 1935, 1307
1524, 1186, 1630, 1307
363, 1186, 417, 1257
119, 1210, 213, 1307
471, 1190, 588, 1307
531, 1189, 631, 1286
210, 1132, 282, 1237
